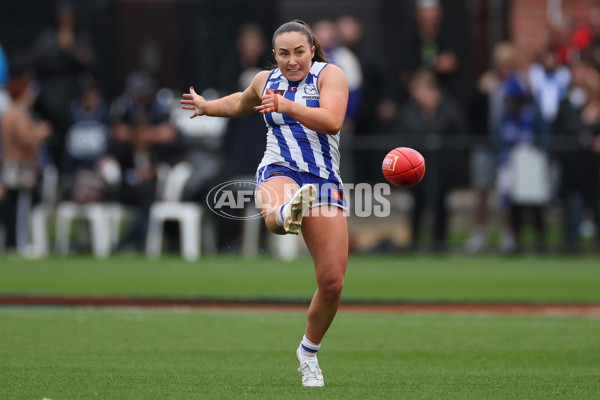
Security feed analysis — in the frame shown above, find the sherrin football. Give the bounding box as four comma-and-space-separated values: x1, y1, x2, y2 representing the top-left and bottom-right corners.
381, 147, 426, 187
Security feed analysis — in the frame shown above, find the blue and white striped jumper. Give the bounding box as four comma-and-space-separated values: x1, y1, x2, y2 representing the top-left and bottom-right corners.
257, 61, 342, 184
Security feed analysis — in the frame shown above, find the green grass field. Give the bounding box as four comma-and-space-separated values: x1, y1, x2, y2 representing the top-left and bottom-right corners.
1, 308, 599, 399
1, 254, 600, 399
1, 254, 600, 302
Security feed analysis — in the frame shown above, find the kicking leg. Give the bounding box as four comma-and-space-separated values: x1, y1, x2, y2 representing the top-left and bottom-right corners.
256, 178, 316, 235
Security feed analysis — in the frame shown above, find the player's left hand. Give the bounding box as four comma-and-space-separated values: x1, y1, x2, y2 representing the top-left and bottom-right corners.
254, 90, 281, 114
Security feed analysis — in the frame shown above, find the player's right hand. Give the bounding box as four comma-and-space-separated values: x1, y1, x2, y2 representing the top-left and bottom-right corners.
254, 89, 280, 114
180, 86, 205, 119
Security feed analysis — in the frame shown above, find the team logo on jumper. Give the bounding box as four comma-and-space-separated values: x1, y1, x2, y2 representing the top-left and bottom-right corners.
304, 84, 318, 95
272, 89, 285, 96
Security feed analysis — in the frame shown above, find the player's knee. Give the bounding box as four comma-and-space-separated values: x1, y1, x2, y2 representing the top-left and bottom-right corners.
318, 274, 345, 298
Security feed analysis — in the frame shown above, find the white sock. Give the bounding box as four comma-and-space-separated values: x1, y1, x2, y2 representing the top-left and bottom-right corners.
275, 203, 288, 226
300, 335, 320, 358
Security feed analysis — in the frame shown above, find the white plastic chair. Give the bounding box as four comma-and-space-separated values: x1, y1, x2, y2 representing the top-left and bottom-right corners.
52, 158, 132, 258
271, 233, 300, 261
145, 162, 204, 262
54, 202, 133, 258
55, 202, 113, 258
28, 164, 59, 258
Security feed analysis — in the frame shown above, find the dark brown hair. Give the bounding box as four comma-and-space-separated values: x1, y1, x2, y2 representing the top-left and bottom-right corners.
272, 19, 328, 63
7, 74, 34, 100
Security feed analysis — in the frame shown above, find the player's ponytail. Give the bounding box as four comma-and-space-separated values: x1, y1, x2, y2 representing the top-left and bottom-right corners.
272, 19, 329, 63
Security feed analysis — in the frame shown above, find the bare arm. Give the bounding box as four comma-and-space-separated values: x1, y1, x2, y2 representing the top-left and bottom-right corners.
5, 109, 51, 147
254, 64, 349, 135
180, 71, 268, 118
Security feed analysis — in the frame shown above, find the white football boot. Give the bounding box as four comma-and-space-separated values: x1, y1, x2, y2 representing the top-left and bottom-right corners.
296, 346, 324, 387
282, 184, 317, 235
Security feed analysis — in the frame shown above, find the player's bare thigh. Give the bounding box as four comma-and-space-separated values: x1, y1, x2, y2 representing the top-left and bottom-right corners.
302, 206, 348, 278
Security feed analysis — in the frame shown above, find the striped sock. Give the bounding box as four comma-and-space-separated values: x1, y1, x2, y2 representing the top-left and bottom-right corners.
300, 335, 320, 359
275, 203, 288, 226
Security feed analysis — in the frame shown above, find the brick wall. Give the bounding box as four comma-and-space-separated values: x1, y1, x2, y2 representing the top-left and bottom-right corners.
511, 0, 591, 62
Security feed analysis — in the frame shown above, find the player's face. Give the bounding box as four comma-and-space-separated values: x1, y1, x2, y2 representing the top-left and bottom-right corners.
273, 32, 315, 82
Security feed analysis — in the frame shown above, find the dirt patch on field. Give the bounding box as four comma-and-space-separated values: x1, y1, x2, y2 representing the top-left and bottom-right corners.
1, 295, 600, 317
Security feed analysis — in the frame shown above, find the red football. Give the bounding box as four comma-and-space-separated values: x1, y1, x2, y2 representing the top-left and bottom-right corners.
381, 147, 426, 187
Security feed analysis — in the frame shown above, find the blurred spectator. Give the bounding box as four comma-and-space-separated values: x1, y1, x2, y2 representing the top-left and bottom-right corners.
109, 71, 180, 250
0, 42, 8, 89
336, 15, 362, 52
217, 25, 270, 251
313, 19, 364, 183
548, 16, 582, 66
401, 0, 460, 100
394, 68, 467, 252
578, 1, 600, 68
170, 87, 227, 205
313, 19, 363, 130
218, 23, 271, 94
571, 19, 592, 60
494, 73, 549, 254
60, 75, 120, 204
336, 15, 381, 132
218, 23, 269, 180
336, 15, 393, 183
30, 1, 94, 166
0, 42, 7, 243
0, 42, 10, 116
465, 42, 520, 253
528, 46, 571, 137
554, 60, 600, 253
168, 88, 227, 252
1, 72, 51, 252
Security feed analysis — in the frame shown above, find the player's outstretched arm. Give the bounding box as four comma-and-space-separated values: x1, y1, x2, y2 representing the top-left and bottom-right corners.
180, 71, 269, 119
254, 64, 348, 135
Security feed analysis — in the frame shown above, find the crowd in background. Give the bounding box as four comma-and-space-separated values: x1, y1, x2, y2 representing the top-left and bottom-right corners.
0, 0, 599, 257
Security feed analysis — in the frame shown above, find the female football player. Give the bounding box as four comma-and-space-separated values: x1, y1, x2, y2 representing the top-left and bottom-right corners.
181, 20, 349, 387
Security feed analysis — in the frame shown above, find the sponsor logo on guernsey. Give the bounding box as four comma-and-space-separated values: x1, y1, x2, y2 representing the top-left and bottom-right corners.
304, 84, 318, 95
